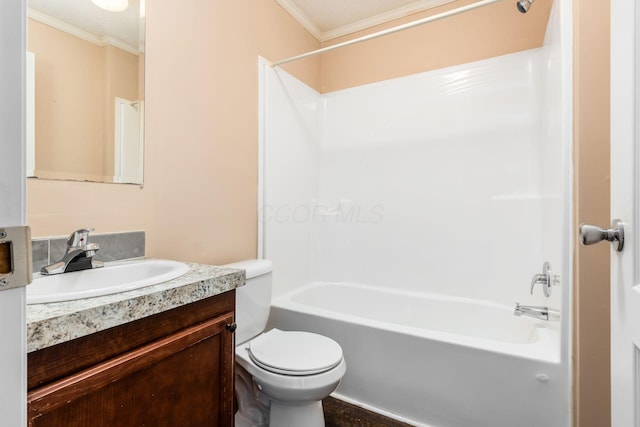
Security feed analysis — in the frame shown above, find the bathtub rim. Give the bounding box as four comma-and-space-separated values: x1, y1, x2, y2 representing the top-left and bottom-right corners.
270, 281, 561, 364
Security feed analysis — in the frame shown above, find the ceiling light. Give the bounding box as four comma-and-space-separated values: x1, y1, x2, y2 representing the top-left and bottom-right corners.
91, 0, 129, 12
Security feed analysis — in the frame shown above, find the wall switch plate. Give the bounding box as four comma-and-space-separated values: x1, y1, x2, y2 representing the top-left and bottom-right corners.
0, 226, 32, 291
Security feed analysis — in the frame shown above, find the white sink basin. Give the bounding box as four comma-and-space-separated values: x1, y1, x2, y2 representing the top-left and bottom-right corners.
27, 259, 190, 305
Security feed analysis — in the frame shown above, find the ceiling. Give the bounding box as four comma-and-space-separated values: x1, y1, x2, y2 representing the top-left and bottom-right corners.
28, 0, 143, 53
275, 0, 457, 42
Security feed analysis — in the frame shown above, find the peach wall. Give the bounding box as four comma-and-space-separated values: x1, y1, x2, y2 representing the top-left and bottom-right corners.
573, 1, 611, 426
27, 0, 320, 267
142, 0, 319, 263
319, 0, 552, 92
27, 179, 151, 237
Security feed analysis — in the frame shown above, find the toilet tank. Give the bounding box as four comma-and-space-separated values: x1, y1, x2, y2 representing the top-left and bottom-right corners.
222, 259, 272, 345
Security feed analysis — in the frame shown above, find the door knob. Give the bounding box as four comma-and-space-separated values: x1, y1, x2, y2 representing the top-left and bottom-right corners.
579, 219, 624, 252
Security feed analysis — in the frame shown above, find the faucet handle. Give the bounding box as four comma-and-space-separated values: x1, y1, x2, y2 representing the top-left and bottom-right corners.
529, 261, 559, 298
530, 273, 547, 295
67, 228, 95, 248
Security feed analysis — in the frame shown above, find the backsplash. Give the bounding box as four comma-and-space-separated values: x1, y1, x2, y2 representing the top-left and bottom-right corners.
32, 231, 145, 273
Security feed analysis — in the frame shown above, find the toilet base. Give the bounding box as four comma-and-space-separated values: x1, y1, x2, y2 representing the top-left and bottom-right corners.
235, 344, 346, 426
270, 400, 325, 427
235, 365, 270, 426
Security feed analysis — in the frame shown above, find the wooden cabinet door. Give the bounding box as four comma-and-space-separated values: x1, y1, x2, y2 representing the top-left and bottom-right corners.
28, 313, 234, 427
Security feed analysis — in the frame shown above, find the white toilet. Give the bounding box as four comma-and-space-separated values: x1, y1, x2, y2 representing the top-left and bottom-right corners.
224, 259, 346, 427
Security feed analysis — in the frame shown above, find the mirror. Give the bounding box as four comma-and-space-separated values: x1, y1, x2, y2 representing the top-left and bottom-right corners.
26, 0, 145, 184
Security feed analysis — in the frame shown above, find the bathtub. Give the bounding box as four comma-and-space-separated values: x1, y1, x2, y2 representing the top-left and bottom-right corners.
268, 282, 566, 427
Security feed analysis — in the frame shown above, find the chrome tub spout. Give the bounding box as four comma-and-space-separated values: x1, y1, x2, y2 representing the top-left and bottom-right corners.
514, 303, 560, 321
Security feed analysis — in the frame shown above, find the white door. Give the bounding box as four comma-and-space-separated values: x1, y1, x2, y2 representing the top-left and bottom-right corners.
611, 0, 640, 425
0, 0, 28, 426
114, 97, 143, 183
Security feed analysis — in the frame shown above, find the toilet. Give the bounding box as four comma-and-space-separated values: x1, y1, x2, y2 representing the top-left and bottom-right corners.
224, 259, 346, 427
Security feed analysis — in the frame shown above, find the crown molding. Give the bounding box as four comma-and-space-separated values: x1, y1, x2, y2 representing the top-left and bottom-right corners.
275, 0, 324, 40
276, 0, 457, 43
322, 0, 457, 41
28, 8, 140, 55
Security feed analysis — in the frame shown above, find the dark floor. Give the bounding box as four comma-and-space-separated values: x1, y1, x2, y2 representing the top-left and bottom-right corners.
323, 397, 415, 427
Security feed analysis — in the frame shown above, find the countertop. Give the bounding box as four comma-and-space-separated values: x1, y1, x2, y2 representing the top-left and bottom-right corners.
26, 262, 245, 353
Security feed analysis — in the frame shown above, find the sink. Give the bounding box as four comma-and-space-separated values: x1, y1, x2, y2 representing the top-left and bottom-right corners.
27, 259, 190, 304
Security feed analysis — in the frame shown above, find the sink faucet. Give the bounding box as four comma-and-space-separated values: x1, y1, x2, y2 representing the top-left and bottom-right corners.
514, 303, 560, 321
41, 228, 104, 275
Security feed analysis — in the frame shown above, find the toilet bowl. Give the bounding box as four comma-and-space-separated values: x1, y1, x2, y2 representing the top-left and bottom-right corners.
223, 259, 346, 427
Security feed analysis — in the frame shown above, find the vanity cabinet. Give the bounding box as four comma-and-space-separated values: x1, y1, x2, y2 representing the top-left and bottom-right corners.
27, 290, 235, 427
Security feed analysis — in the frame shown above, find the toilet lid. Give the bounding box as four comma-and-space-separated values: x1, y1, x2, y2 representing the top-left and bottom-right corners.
247, 329, 343, 376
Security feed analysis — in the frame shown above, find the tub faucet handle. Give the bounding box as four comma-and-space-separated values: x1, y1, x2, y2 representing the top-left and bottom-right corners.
530, 261, 559, 298
530, 273, 546, 295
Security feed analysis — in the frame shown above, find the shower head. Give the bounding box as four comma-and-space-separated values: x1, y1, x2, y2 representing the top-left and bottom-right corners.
516, 0, 535, 13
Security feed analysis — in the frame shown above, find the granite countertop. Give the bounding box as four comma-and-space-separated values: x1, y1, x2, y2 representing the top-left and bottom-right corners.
26, 262, 245, 353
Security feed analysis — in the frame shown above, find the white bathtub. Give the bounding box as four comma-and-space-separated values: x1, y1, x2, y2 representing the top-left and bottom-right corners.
268, 282, 566, 427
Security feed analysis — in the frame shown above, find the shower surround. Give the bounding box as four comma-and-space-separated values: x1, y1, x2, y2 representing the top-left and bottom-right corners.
259, 4, 571, 425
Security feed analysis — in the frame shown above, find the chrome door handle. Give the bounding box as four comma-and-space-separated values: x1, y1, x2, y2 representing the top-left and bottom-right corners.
579, 219, 624, 252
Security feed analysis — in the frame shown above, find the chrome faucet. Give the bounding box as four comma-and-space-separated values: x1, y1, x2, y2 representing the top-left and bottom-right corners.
514, 303, 560, 321
41, 228, 104, 275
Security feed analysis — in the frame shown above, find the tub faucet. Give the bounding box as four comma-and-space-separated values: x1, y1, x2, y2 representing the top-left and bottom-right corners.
514, 303, 560, 321
41, 228, 104, 275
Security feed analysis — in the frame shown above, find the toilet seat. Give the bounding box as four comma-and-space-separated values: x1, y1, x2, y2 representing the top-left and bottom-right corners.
247, 329, 343, 376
